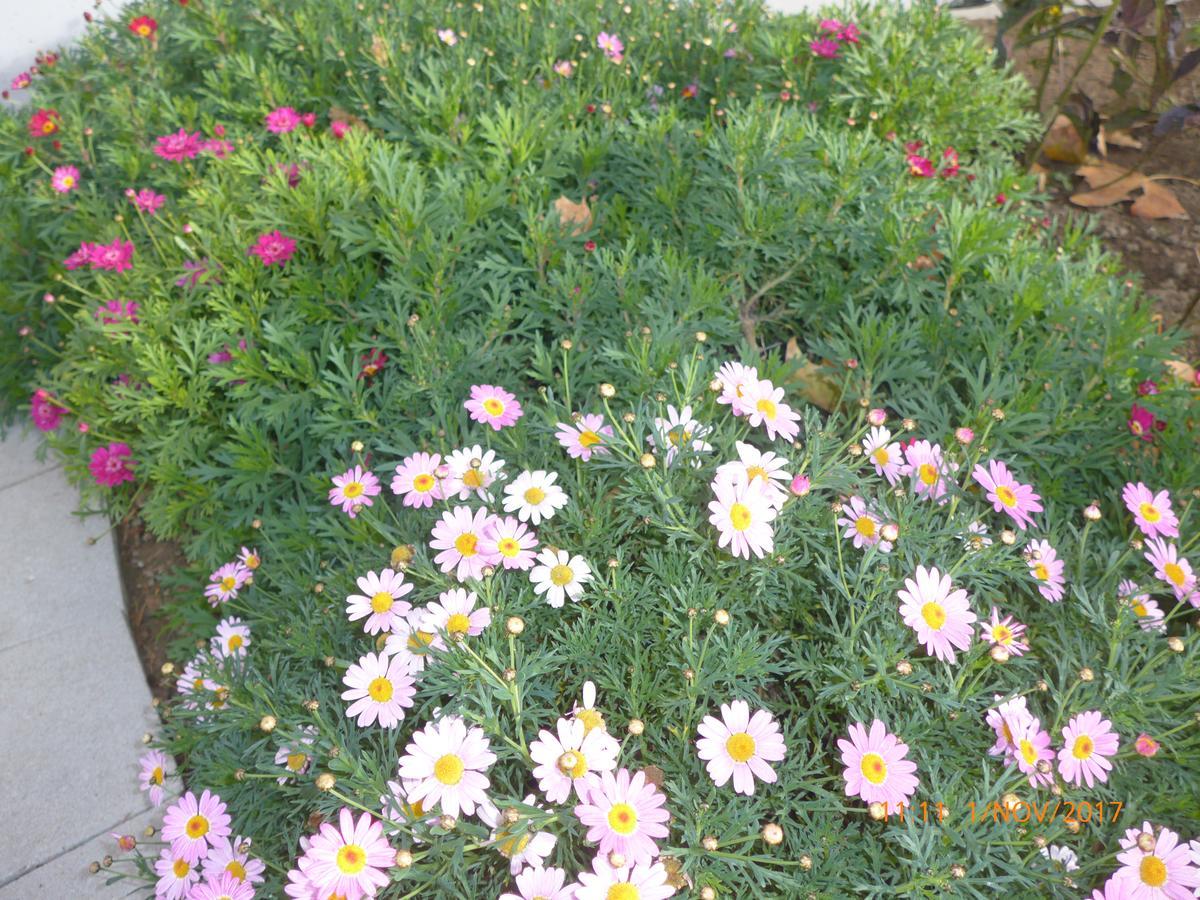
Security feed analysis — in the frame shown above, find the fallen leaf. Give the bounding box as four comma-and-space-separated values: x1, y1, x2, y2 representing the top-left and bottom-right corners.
1164, 359, 1198, 385
1042, 115, 1088, 164
784, 339, 842, 412
642, 765, 665, 788
1131, 182, 1189, 220
1069, 162, 1146, 207
552, 196, 592, 236
1105, 128, 1143, 149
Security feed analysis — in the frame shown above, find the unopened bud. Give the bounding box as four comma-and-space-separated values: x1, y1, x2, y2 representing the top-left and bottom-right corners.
868, 802, 887, 821
761, 823, 784, 845
627, 718, 645, 736
599, 383, 615, 398
315, 773, 336, 791
259, 715, 277, 733
714, 609, 730, 626
394, 849, 414, 868
506, 615, 525, 635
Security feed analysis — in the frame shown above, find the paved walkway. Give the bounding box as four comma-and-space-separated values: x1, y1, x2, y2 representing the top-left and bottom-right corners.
0, 429, 159, 898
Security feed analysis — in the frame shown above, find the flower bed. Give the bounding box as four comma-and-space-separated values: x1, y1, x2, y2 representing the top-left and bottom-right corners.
3, 0, 1199, 898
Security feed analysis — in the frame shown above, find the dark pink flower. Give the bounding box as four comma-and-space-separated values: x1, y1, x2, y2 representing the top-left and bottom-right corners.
1137, 379, 1159, 396
1128, 403, 1157, 441
94, 299, 139, 325
330, 120, 351, 139
359, 349, 387, 379
202, 138, 234, 158
810, 38, 840, 59
839, 22, 860, 43
300, 112, 316, 128
907, 154, 935, 178
154, 128, 203, 161
940, 147, 960, 178
63, 242, 94, 270
89, 239, 135, 272
30, 389, 66, 431
995, 193, 1007, 205
89, 442, 136, 487
11, 71, 31, 90
127, 188, 166, 214
265, 107, 301, 134
176, 258, 217, 289
28, 108, 60, 138
247, 230, 296, 267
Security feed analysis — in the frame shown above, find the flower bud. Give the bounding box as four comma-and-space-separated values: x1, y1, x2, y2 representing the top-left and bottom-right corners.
1078, 667, 1094, 682
599, 383, 615, 398
439, 815, 457, 830
502, 807, 520, 825
992, 407, 1006, 421
351, 440, 364, 453
695, 331, 707, 342
1083, 503, 1101, 521
989, 646, 1010, 663
868, 802, 887, 821
950, 864, 966, 879
394, 849, 414, 868
259, 715, 277, 733
701, 835, 719, 851
954, 427, 974, 445
561, 338, 573, 350
896, 660, 912, 676
761, 823, 784, 845
503, 667, 516, 682
506, 615, 525, 636
627, 718, 645, 736
868, 408, 886, 426
1137, 831, 1156, 852
1000, 530, 1016, 545
315, 773, 336, 791
789, 474, 811, 497
799, 854, 813, 870
881, 523, 899, 543
1167, 636, 1184, 653
1000, 793, 1020, 812
607, 852, 626, 868
699, 888, 716, 900
714, 609, 730, 626
902, 418, 916, 431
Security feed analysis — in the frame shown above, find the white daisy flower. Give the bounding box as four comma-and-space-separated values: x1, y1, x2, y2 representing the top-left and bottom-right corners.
529, 548, 592, 608
649, 404, 713, 466
503, 470, 569, 525
397, 715, 497, 818
714, 442, 790, 510
477, 795, 558, 875
443, 445, 505, 501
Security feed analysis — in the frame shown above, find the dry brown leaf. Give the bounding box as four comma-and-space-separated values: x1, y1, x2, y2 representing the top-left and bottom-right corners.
642, 765, 665, 788
1042, 115, 1088, 164
552, 196, 593, 236
1131, 182, 1190, 220
1164, 359, 1198, 385
1070, 163, 1146, 208
784, 339, 842, 412
1106, 129, 1143, 149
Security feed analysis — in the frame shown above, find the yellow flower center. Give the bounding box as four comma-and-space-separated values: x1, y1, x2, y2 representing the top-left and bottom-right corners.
746, 465, 769, 482
244, 555, 260, 569
729, 502, 751, 531
286, 752, 307, 772
151, 766, 164, 785
462, 469, 484, 488
607, 886, 639, 900
918, 463, 938, 486
370, 592, 394, 614
872, 448, 890, 466
854, 516, 876, 538
607, 802, 638, 836
408, 630, 434, 652
185, 815, 209, 839
577, 708, 605, 734
861, 752, 887, 785
137, 24, 152, 35
1164, 562, 1186, 587
557, 750, 589, 779
991, 624, 1012, 644
42, 121, 56, 134
524, 486, 547, 505
667, 428, 692, 447
446, 613, 471, 635
172, 859, 190, 878
756, 398, 777, 419
483, 398, 505, 416
995, 485, 1017, 508
497, 538, 520, 557
1072, 734, 1094, 760
413, 473, 435, 492
434, 753, 465, 785
550, 564, 574, 586
455, 533, 478, 557
1033, 563, 1049, 581
342, 481, 364, 498
227, 634, 243, 652
726, 732, 756, 763
496, 828, 533, 858
367, 677, 393, 703
921, 602, 946, 630
1020, 739, 1038, 766
62, 176, 75, 187
226, 860, 247, 881
1138, 502, 1161, 523
220, 576, 237, 591
1140, 855, 1167, 888
579, 430, 602, 448
1132, 602, 1148, 617
336, 844, 367, 874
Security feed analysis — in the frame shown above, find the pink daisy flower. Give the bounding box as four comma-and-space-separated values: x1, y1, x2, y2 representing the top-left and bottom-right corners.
1119, 579, 1165, 632
189, 872, 255, 900
200, 835, 264, 885
162, 789, 231, 863
1057, 710, 1119, 788
735, 378, 802, 442
1144, 538, 1197, 603
837, 495, 893, 553
94, 298, 139, 325
1089, 875, 1132, 900
341, 650, 416, 728
89, 442, 136, 487
383, 611, 438, 674
420, 587, 491, 647
863, 426, 904, 485
1011, 717, 1055, 789
708, 472, 778, 560
11, 71, 31, 90
897, 565, 976, 664
903, 440, 953, 503
972, 459, 1043, 530
274, 726, 317, 784
714, 361, 759, 409
264, 106, 301, 133
981, 607, 1029, 656
596, 32, 624, 62
530, 715, 620, 804
247, 230, 296, 267
212, 617, 251, 659
837, 719, 919, 807
696, 700, 787, 796
138, 749, 170, 806
302, 808, 394, 899
500, 866, 572, 900
328, 465, 381, 518
1134, 733, 1160, 757
430, 505, 500, 581
30, 389, 66, 431
238, 546, 262, 570
346, 568, 414, 635
714, 442, 790, 510
907, 154, 935, 177
127, 187, 166, 214
154, 848, 200, 900
465, 383, 524, 430
986, 696, 1033, 761
51, 165, 80, 193
477, 796, 557, 875
397, 715, 497, 818
437, 28, 458, 45
1128, 403, 1158, 441
1028, 539, 1067, 602
479, 515, 539, 571
649, 404, 714, 466
556, 413, 613, 460
204, 561, 250, 606
89, 239, 135, 272
1115, 823, 1200, 897
573, 768, 670, 867
154, 128, 203, 161
572, 856, 677, 900
390, 451, 445, 508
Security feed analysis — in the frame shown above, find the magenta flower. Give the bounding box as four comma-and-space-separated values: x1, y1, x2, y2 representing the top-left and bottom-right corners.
30, 389, 66, 431
63, 242, 95, 270
574, 768, 670, 866
89, 442, 136, 487
162, 789, 232, 863
903, 440, 953, 503
1137, 379, 1159, 396
264, 106, 301, 133
1057, 711, 1119, 788
810, 37, 840, 58
429, 504, 500, 581
838, 719, 919, 807
1121, 482, 1179, 540
464, 383, 524, 430
201, 138, 234, 158
204, 561, 250, 606
1128, 403, 1159, 440
94, 299, 139, 325
329, 465, 381, 517
972, 459, 1043, 530
154, 128, 203, 161
907, 154, 935, 177
89, 239, 135, 272
596, 32, 624, 62
981, 607, 1029, 656
176, 258, 217, 289
1134, 733, 1160, 757
247, 230, 296, 267
390, 451, 445, 508
51, 165, 80, 193
126, 188, 166, 214
330, 120, 351, 139
11, 71, 31, 90
940, 147, 960, 177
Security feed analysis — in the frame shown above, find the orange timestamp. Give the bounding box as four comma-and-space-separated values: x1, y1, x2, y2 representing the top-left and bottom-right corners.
881, 799, 1125, 826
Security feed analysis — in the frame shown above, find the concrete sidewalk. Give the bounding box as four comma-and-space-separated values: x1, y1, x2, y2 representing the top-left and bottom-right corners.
0, 429, 159, 898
